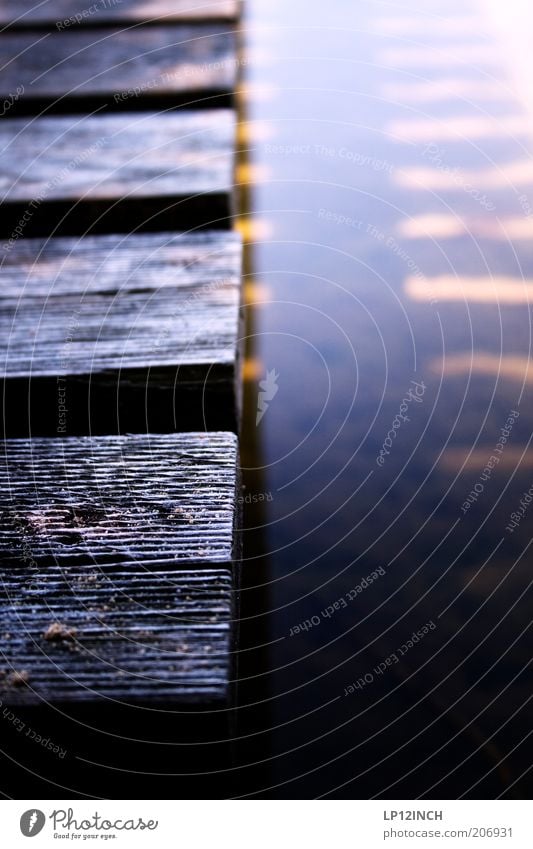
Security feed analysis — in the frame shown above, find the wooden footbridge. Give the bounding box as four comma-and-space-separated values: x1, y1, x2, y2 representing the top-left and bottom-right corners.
0, 0, 243, 797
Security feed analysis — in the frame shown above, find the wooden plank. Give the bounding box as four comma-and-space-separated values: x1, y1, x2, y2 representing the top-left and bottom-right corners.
0, 565, 234, 705
0, 433, 240, 707
0, 110, 236, 236
1, 433, 241, 568
0, 231, 242, 434
0, 0, 239, 28
0, 26, 238, 114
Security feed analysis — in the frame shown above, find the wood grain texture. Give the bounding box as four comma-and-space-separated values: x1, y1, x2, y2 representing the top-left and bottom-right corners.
0, 26, 237, 113
0, 110, 236, 236
1, 433, 241, 567
0, 565, 234, 705
0, 0, 239, 28
0, 433, 240, 706
0, 231, 242, 434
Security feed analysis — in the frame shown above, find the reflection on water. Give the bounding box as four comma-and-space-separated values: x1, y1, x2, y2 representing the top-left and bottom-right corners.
237, 0, 533, 798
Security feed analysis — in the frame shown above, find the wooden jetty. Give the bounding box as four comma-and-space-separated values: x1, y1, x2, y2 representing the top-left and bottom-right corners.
0, 231, 242, 434
0, 111, 236, 235
0, 0, 243, 797
0, 1, 239, 28
0, 26, 238, 112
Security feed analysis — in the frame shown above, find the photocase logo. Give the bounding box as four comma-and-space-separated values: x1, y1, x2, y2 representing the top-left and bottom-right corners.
256, 368, 279, 425
20, 810, 46, 837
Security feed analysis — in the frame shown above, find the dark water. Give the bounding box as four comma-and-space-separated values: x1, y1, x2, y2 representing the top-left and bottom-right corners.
236, 0, 533, 798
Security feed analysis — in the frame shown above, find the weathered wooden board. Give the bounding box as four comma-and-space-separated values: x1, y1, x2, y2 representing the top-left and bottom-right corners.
0, 27, 237, 114
0, 433, 240, 707
0, 565, 234, 705
0, 231, 242, 434
0, 110, 236, 236
1, 433, 241, 568
0, 0, 239, 28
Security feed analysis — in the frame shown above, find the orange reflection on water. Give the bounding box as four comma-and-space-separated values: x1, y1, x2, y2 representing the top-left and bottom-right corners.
237, 120, 276, 144
235, 216, 274, 241
440, 447, 533, 471
395, 160, 533, 191
243, 279, 273, 304
480, 0, 533, 119
374, 15, 481, 37
237, 80, 279, 102
379, 44, 499, 68
242, 358, 264, 381
236, 161, 271, 184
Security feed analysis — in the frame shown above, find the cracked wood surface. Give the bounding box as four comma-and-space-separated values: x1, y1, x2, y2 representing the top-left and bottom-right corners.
0, 433, 240, 706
